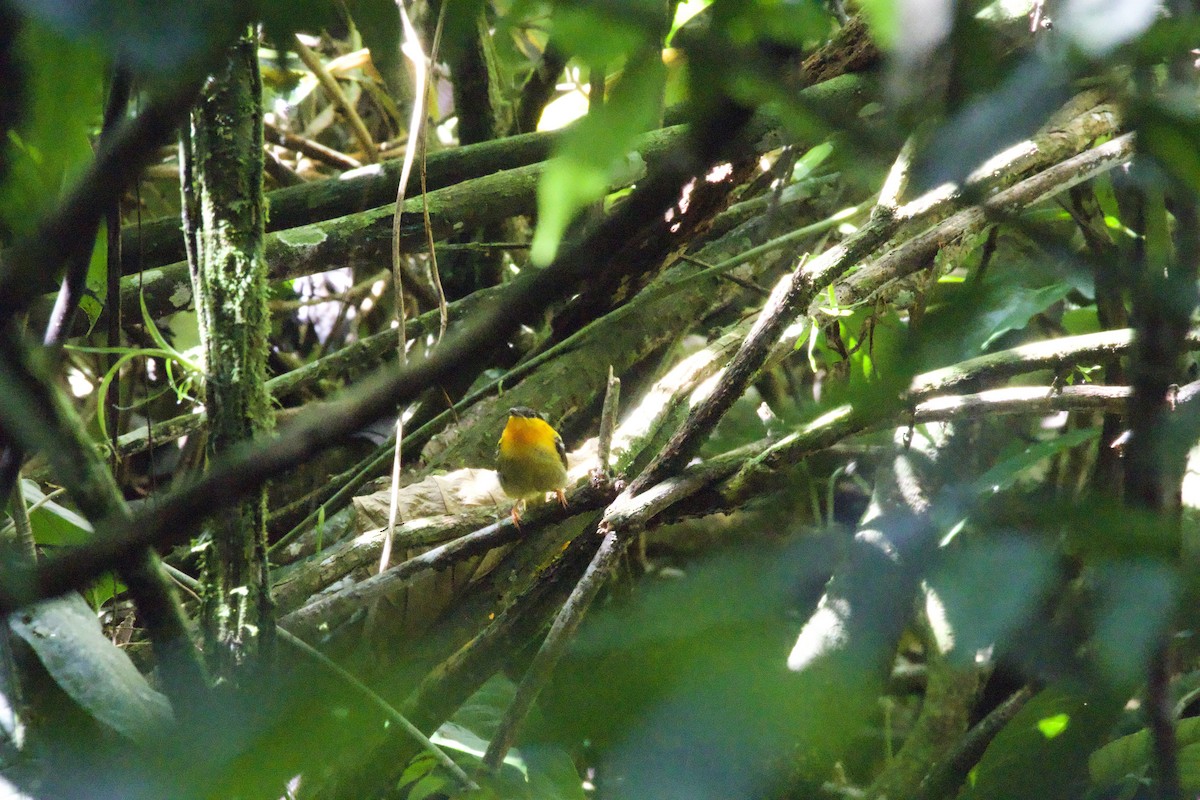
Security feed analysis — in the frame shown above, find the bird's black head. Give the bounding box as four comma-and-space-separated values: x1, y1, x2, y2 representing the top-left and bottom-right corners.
508, 406, 543, 420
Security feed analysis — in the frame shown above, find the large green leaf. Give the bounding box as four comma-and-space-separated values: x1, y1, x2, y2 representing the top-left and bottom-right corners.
550, 0, 663, 65
11, 0, 240, 76
973, 428, 1100, 496
964, 686, 1124, 800
0, 19, 104, 242
11, 479, 91, 546
9, 593, 173, 743
1090, 716, 1200, 791
13, 0, 337, 78
927, 536, 1058, 662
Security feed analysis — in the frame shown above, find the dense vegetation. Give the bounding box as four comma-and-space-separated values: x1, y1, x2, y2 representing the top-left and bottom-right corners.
1, 0, 1199, 797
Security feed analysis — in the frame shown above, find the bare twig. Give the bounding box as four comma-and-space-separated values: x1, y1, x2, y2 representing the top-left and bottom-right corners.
480, 525, 624, 773
292, 35, 379, 163
380, 2, 447, 575
264, 119, 362, 169
913, 686, 1035, 800
597, 366, 621, 475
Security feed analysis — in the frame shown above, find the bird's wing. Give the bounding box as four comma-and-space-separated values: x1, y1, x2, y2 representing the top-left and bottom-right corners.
554, 432, 568, 470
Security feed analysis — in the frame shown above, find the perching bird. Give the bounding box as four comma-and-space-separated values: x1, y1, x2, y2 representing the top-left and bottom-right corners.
496, 407, 569, 525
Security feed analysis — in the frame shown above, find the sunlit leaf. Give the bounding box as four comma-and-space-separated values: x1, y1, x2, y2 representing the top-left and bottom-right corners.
79, 225, 107, 332
550, 0, 663, 64
1037, 713, 1069, 738
531, 50, 665, 264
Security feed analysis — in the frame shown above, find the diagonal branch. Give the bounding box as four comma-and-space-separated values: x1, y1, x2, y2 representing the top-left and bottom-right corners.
3, 99, 759, 613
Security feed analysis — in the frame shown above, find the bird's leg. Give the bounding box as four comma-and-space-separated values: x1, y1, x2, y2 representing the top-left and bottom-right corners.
555, 488, 567, 508
511, 500, 524, 528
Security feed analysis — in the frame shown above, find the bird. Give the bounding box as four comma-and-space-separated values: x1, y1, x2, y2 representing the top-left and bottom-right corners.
496, 406, 569, 526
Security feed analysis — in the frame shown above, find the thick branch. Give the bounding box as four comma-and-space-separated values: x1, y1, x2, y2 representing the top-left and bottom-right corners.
6, 97, 760, 613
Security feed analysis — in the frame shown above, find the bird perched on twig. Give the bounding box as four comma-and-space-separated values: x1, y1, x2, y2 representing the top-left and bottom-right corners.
496, 407, 569, 526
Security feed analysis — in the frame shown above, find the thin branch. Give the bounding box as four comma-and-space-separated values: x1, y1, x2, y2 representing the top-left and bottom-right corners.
278, 478, 612, 640
913, 686, 1035, 800
480, 526, 624, 772
0, 76, 204, 319
597, 366, 621, 475
834, 134, 1135, 310
292, 35, 379, 163
263, 118, 362, 169
381, 2, 447, 575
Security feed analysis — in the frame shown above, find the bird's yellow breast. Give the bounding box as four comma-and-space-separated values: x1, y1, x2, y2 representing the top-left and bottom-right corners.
497, 414, 568, 500
499, 415, 558, 456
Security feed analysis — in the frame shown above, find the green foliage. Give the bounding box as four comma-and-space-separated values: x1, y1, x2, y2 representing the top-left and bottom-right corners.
1091, 716, 1200, 793
10, 0, 240, 77
10, 593, 173, 743
964, 687, 1126, 800
531, 48, 665, 264
8, 0, 1200, 797
0, 19, 103, 242
929, 536, 1058, 663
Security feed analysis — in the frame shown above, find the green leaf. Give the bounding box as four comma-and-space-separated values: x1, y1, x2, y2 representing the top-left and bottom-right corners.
11, 0, 241, 77
531, 50, 666, 265
973, 428, 1099, 496
524, 744, 586, 800
964, 686, 1124, 800
0, 19, 104, 241
18, 479, 92, 546
550, 0, 662, 65
1037, 713, 1071, 739
79, 225, 107, 333
975, 282, 1074, 351
1090, 716, 1200, 790
927, 536, 1057, 662
10, 593, 174, 742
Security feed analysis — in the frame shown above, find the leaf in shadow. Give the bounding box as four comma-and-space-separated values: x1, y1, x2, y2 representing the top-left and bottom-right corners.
10, 592, 173, 743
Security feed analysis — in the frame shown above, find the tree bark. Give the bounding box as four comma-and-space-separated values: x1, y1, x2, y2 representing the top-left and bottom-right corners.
184, 29, 275, 679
